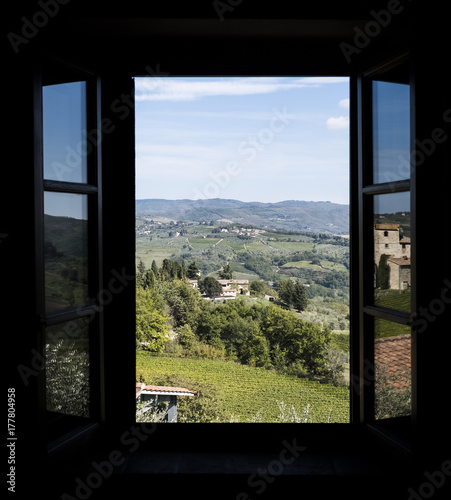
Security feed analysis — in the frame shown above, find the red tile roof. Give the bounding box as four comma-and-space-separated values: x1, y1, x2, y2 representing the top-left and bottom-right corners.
374, 223, 400, 230
136, 382, 197, 397
387, 256, 411, 266
374, 334, 411, 389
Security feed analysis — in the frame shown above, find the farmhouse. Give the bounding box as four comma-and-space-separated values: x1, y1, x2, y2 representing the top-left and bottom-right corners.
136, 383, 197, 423
218, 279, 250, 295
189, 279, 250, 299
374, 224, 411, 290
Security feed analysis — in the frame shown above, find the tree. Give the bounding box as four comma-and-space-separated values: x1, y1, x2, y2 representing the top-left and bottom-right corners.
180, 260, 187, 280
293, 280, 308, 312
378, 254, 390, 289
136, 258, 147, 288
151, 260, 159, 280
161, 258, 176, 281
250, 280, 276, 298
137, 258, 146, 276
259, 304, 330, 375
142, 269, 156, 290
175, 324, 196, 349
277, 278, 295, 307
219, 263, 233, 280
136, 287, 170, 352
187, 261, 200, 279
160, 279, 205, 329
199, 276, 223, 297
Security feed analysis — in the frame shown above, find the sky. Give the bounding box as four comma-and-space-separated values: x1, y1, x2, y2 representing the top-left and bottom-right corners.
135, 77, 350, 205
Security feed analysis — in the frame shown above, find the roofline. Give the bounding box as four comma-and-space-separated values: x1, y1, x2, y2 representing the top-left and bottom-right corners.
140, 390, 195, 397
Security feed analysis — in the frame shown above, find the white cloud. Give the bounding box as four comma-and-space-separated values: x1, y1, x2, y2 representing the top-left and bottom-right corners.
339, 98, 350, 109
326, 116, 349, 130
134, 76, 349, 102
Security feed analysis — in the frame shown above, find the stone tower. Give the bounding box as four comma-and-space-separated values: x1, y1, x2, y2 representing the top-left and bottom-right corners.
374, 224, 411, 290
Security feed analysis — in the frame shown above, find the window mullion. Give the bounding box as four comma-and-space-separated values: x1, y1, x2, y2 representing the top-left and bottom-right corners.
44, 180, 98, 194
363, 305, 411, 325
362, 179, 410, 195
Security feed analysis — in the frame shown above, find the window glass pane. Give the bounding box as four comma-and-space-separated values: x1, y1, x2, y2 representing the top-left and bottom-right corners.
374, 319, 411, 419
372, 80, 410, 184
44, 192, 89, 314
43, 81, 88, 183
373, 192, 411, 312
45, 318, 90, 417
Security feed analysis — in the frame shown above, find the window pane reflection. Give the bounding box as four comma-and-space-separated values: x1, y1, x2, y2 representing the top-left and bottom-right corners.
374, 319, 411, 420
45, 318, 90, 417
44, 192, 89, 314
373, 192, 411, 312
43, 81, 88, 183
372, 80, 410, 184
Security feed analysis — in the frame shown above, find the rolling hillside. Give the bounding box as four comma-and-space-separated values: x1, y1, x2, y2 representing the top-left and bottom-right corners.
136, 198, 349, 234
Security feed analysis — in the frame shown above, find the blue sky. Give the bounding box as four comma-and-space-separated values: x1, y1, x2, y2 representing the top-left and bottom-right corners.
135, 77, 350, 205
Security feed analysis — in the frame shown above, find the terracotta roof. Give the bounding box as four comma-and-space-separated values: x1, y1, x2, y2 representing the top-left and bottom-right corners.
136, 382, 197, 397
217, 279, 249, 284
387, 256, 411, 266
374, 224, 400, 230
374, 334, 411, 389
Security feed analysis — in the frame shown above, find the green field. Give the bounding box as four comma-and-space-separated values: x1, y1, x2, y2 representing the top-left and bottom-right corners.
188, 237, 222, 249
137, 353, 350, 423
267, 241, 314, 253
374, 289, 411, 338
136, 244, 177, 268
374, 289, 411, 313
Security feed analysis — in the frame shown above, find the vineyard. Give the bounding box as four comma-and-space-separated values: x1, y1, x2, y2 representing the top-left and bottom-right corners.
136, 352, 350, 423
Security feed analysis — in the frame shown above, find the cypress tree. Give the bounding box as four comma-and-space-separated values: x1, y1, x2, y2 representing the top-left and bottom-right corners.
293, 280, 308, 312
378, 254, 390, 289
187, 261, 200, 279
151, 260, 159, 280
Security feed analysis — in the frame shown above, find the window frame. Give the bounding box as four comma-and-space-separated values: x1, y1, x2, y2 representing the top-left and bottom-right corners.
35, 56, 105, 450
34, 54, 424, 455
355, 52, 415, 448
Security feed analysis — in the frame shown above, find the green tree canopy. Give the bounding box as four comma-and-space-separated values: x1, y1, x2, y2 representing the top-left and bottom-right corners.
218, 263, 233, 280
293, 280, 308, 312
160, 279, 205, 329
250, 280, 275, 298
136, 287, 170, 352
199, 276, 223, 297
187, 261, 200, 279
277, 278, 295, 307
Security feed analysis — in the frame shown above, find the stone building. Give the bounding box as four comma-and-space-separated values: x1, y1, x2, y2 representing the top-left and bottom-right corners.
374, 224, 411, 290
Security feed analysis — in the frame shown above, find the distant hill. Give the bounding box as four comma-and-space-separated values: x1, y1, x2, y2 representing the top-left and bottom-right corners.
136, 198, 349, 234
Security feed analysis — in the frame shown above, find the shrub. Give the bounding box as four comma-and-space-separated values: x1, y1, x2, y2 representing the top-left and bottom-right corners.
176, 324, 196, 349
